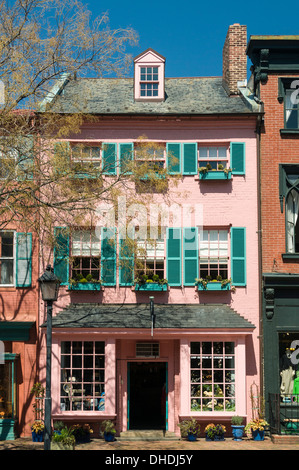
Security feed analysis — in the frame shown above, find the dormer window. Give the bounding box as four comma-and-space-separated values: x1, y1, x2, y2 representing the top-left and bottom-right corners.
140, 67, 159, 97
134, 48, 165, 102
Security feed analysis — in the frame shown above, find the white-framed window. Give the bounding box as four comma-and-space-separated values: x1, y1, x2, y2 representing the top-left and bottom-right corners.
60, 341, 105, 412
0, 231, 14, 285
135, 143, 165, 171
136, 236, 165, 280
71, 144, 101, 170
71, 229, 101, 281
140, 66, 159, 97
190, 341, 235, 412
199, 229, 228, 279
286, 189, 299, 253
285, 89, 299, 129
199, 146, 229, 170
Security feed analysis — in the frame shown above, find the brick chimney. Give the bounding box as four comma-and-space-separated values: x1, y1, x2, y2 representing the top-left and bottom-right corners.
222, 24, 247, 95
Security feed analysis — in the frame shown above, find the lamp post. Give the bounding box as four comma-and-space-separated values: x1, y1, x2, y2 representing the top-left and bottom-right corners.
38, 265, 60, 451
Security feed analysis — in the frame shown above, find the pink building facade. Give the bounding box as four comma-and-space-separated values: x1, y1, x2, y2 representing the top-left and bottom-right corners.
39, 25, 262, 437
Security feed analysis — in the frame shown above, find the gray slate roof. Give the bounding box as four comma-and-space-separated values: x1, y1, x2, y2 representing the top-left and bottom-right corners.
45, 303, 255, 330
49, 77, 255, 115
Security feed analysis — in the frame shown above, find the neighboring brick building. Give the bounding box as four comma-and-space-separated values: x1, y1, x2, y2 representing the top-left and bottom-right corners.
36, 25, 262, 438
0, 227, 39, 439
247, 36, 299, 435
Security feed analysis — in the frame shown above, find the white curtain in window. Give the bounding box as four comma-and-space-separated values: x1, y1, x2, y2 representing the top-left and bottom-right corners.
287, 189, 299, 252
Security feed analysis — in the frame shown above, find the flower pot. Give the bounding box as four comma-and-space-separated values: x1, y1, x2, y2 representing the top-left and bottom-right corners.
187, 433, 197, 441
214, 434, 225, 441
231, 425, 244, 441
32, 431, 44, 442
252, 430, 265, 441
205, 433, 213, 441
104, 432, 115, 442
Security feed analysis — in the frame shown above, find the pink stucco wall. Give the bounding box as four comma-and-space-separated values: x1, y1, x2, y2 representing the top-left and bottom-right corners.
39, 117, 260, 433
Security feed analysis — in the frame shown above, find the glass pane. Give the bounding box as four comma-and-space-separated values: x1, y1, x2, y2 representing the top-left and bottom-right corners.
1, 232, 14, 257
209, 147, 217, 158
0, 260, 13, 284
199, 147, 208, 159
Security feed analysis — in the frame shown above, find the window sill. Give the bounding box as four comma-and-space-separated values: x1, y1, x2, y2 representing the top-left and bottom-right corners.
282, 253, 299, 260
195, 282, 231, 291
134, 283, 168, 292
198, 171, 232, 181
280, 129, 299, 135
68, 282, 102, 291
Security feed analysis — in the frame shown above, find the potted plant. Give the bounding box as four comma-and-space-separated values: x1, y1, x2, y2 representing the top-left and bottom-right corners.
53, 420, 64, 435
101, 420, 116, 442
68, 273, 102, 291
51, 426, 76, 450
245, 418, 269, 441
231, 416, 245, 441
178, 418, 200, 441
71, 423, 93, 443
214, 424, 226, 440
204, 423, 216, 441
134, 273, 168, 291
31, 420, 45, 442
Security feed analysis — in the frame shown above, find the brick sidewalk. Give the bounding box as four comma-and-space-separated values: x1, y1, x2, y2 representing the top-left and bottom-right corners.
0, 436, 298, 451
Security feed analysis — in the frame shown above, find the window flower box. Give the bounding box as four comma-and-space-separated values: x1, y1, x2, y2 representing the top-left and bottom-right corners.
134, 282, 168, 292
68, 282, 102, 291
195, 279, 232, 291
199, 170, 232, 180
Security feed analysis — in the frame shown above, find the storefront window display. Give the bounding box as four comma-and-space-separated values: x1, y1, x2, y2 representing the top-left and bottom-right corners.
279, 332, 299, 402
60, 341, 105, 412
0, 359, 16, 419
190, 341, 235, 412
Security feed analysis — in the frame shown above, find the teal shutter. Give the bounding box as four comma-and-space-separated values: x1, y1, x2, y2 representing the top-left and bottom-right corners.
16, 233, 32, 287
119, 236, 134, 286
183, 143, 197, 175
119, 143, 133, 174
230, 142, 245, 175
166, 228, 181, 286
101, 227, 116, 285
183, 227, 198, 285
231, 227, 246, 286
17, 136, 34, 180
167, 143, 181, 174
53, 227, 69, 285
102, 143, 116, 175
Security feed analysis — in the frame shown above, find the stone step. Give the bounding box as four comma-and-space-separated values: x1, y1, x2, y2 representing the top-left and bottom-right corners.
271, 434, 299, 445
119, 430, 180, 441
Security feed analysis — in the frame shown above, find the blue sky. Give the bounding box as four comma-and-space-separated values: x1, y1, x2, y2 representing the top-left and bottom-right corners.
86, 0, 299, 78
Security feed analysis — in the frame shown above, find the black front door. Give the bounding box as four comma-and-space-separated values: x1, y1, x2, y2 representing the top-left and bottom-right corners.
128, 362, 166, 430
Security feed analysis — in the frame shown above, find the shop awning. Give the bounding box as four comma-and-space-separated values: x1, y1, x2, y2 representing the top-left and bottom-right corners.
0, 321, 35, 341
42, 304, 255, 331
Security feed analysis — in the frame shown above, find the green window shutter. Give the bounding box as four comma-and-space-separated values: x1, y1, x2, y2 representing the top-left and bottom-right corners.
230, 142, 245, 175
166, 227, 181, 286
167, 143, 181, 174
183, 143, 197, 175
102, 143, 116, 175
231, 227, 246, 286
119, 235, 134, 286
183, 227, 198, 285
101, 227, 116, 286
16, 233, 32, 287
17, 136, 34, 180
53, 227, 69, 285
119, 143, 133, 174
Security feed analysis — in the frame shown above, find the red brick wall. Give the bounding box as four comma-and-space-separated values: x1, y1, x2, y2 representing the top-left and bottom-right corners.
222, 24, 247, 95
259, 74, 299, 273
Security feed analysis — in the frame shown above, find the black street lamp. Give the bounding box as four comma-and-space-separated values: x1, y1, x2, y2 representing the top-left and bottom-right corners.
38, 265, 60, 451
